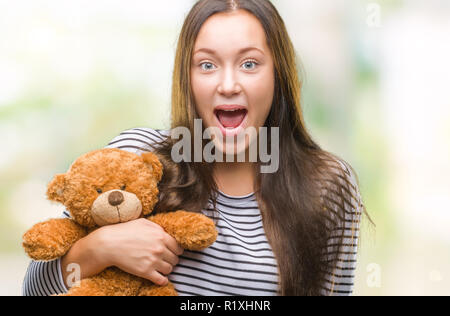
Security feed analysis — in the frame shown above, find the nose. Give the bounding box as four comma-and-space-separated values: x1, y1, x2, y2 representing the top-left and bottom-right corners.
217, 68, 242, 96
108, 191, 124, 206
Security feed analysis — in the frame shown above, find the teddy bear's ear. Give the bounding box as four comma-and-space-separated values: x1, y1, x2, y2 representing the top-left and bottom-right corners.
46, 174, 66, 203
141, 152, 163, 182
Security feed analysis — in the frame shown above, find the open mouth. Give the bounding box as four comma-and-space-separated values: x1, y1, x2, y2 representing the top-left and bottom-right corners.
214, 109, 248, 129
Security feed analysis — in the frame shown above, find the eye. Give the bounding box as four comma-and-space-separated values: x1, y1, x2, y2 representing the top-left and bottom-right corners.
120, 185, 126, 191
96, 188, 103, 194
200, 62, 216, 71
242, 60, 258, 70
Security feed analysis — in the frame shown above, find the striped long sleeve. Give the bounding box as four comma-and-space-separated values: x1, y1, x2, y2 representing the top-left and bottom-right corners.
320, 159, 363, 296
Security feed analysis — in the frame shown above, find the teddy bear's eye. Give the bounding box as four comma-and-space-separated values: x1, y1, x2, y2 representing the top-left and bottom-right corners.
96, 188, 103, 194
120, 185, 126, 191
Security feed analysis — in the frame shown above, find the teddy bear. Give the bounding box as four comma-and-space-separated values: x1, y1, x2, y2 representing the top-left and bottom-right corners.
22, 148, 218, 296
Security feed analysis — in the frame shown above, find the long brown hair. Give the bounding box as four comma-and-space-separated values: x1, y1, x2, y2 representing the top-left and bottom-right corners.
150, 0, 371, 296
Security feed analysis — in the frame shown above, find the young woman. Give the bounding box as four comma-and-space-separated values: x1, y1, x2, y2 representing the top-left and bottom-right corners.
23, 0, 369, 296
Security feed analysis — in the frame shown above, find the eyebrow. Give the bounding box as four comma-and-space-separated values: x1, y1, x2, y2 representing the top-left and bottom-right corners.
193, 46, 265, 56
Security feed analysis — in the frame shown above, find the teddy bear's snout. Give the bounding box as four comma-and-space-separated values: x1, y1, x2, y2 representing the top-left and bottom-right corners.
108, 191, 124, 206
91, 190, 143, 227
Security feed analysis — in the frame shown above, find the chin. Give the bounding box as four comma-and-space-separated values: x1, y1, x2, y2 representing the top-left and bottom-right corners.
212, 133, 253, 160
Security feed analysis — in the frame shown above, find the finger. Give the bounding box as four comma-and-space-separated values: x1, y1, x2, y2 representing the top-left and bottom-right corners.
162, 248, 179, 267
145, 219, 165, 232
146, 270, 168, 286
155, 260, 173, 276
162, 233, 184, 256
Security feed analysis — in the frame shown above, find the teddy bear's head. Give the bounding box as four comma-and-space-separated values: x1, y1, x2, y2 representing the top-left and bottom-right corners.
46, 148, 163, 228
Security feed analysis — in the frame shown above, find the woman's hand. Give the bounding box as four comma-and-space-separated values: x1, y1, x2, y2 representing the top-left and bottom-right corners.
95, 218, 184, 286
61, 218, 184, 288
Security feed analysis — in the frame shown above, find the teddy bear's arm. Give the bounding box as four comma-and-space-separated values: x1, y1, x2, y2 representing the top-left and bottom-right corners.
23, 218, 88, 261
149, 211, 217, 251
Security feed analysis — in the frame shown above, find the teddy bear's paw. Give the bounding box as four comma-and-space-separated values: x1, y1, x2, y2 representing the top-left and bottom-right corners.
179, 213, 218, 250
150, 211, 218, 251
22, 218, 87, 261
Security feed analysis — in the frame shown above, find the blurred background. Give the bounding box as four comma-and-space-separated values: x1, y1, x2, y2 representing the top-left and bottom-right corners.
1, 0, 449, 295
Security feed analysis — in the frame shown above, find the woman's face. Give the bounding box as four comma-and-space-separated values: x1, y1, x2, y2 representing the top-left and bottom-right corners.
191, 9, 275, 156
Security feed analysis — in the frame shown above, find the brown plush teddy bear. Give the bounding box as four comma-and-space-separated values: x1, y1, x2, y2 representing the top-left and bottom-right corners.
22, 148, 218, 296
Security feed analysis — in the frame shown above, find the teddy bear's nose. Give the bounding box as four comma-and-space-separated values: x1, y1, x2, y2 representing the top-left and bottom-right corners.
108, 191, 124, 206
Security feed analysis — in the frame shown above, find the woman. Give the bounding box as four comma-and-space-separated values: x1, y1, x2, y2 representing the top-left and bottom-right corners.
23, 0, 369, 296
